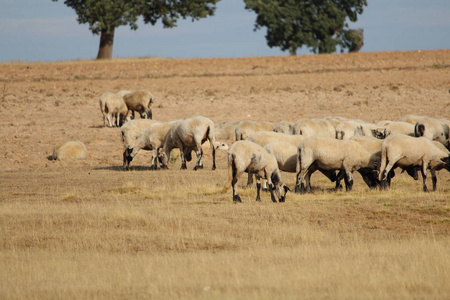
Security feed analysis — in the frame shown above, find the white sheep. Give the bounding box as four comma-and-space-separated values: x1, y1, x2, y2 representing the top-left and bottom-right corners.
121, 119, 160, 170
296, 136, 377, 193
378, 134, 450, 192
51, 141, 87, 161
324, 116, 349, 128
400, 114, 426, 125
372, 121, 416, 139
124, 120, 181, 170
273, 121, 295, 134
123, 89, 154, 121
234, 120, 274, 141
99, 91, 130, 127
215, 121, 239, 141
248, 131, 306, 148
414, 117, 450, 149
335, 120, 365, 140
162, 116, 217, 170
293, 118, 335, 138
223, 140, 290, 202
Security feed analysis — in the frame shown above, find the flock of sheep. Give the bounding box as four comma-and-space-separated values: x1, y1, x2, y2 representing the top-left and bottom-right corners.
95, 89, 450, 203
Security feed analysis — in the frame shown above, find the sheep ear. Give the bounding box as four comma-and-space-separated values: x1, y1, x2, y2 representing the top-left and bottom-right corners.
284, 185, 291, 193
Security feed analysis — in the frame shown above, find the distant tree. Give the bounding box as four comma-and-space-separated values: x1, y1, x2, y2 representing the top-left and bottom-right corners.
52, 0, 220, 59
244, 0, 367, 55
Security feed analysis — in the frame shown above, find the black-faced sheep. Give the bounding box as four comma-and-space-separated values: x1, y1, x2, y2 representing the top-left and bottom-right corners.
162, 116, 216, 170
234, 120, 274, 141
123, 89, 154, 121
296, 136, 377, 193
99, 91, 130, 127
372, 121, 415, 139
414, 117, 450, 150
223, 140, 290, 202
51, 141, 87, 161
120, 119, 160, 170
378, 134, 450, 192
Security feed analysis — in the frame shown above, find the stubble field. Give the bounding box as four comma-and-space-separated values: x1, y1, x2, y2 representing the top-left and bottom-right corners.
0, 50, 450, 299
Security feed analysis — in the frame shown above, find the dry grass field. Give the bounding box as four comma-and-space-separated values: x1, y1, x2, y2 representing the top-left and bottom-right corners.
1, 50, 449, 299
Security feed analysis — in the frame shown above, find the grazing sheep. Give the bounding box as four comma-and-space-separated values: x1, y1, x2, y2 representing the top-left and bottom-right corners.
99, 91, 130, 127
372, 121, 415, 139
51, 141, 87, 161
414, 117, 450, 149
349, 135, 418, 188
324, 116, 348, 128
274, 121, 295, 134
248, 131, 306, 148
293, 118, 335, 138
123, 89, 154, 121
215, 121, 239, 141
121, 119, 160, 170
378, 134, 450, 192
223, 140, 290, 202
162, 116, 216, 170
296, 136, 377, 193
235, 121, 274, 141
125, 120, 180, 170
400, 114, 426, 125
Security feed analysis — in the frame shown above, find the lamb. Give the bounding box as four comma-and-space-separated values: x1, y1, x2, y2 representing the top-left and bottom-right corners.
234, 120, 274, 141
51, 141, 87, 161
123, 89, 154, 121
223, 140, 290, 202
162, 116, 216, 170
372, 121, 415, 139
293, 118, 335, 138
296, 136, 378, 193
99, 90, 131, 127
121, 119, 160, 170
414, 117, 450, 149
124, 120, 181, 170
273, 121, 295, 134
378, 134, 450, 192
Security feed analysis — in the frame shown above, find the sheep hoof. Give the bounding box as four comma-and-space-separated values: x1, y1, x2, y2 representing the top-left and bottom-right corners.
181, 164, 187, 170
233, 195, 242, 202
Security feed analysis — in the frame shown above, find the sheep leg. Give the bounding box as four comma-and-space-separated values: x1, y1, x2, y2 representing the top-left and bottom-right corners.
268, 183, 278, 203
420, 163, 429, 192
431, 169, 437, 191
232, 170, 242, 202
150, 148, 158, 170
211, 146, 216, 170
193, 147, 203, 171
179, 145, 188, 170
380, 161, 394, 190
344, 171, 354, 191
123, 148, 133, 171
246, 173, 254, 188
255, 178, 262, 202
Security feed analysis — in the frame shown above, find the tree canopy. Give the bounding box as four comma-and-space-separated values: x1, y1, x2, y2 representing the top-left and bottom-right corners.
53, 0, 220, 59
244, 0, 367, 55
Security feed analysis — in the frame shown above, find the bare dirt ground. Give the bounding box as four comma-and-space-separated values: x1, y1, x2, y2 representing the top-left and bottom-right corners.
0, 50, 449, 299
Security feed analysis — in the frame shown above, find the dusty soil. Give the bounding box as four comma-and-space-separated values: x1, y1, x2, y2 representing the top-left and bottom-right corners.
0, 50, 449, 172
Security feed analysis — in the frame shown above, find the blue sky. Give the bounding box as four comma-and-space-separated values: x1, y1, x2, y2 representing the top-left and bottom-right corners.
0, 0, 449, 62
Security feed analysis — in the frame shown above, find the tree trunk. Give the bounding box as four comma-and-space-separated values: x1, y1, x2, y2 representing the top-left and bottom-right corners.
96, 28, 115, 60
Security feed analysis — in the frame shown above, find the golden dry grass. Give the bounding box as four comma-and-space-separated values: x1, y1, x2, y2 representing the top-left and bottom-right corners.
1, 50, 449, 299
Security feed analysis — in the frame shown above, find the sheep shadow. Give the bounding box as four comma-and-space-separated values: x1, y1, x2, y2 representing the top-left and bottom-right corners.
94, 165, 158, 172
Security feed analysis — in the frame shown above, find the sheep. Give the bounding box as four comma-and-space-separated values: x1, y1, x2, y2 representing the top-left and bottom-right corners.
162, 116, 216, 170
378, 134, 450, 192
124, 120, 181, 170
414, 117, 450, 149
123, 89, 154, 121
372, 121, 416, 139
215, 121, 239, 141
274, 121, 295, 134
248, 131, 306, 148
99, 90, 130, 127
400, 114, 427, 125
293, 118, 335, 138
51, 141, 87, 161
121, 119, 160, 170
349, 135, 418, 188
295, 136, 377, 193
235, 120, 274, 141
223, 140, 290, 202
335, 120, 365, 140
324, 116, 348, 128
